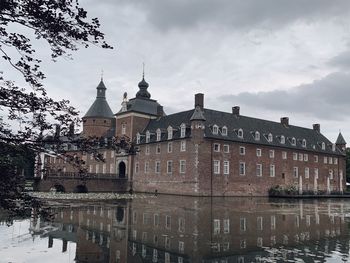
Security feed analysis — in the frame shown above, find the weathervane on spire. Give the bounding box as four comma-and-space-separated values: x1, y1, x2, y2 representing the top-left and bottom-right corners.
101, 69, 104, 81
142, 62, 145, 79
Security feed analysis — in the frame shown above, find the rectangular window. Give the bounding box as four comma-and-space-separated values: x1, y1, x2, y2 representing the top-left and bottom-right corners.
121, 123, 126, 135
314, 168, 318, 179
95, 164, 99, 173
154, 214, 159, 226
239, 162, 245, 176
223, 161, 229, 175
145, 145, 150, 155
213, 219, 220, 234
178, 218, 185, 232
269, 150, 275, 158
110, 164, 114, 173
271, 215, 276, 230
156, 144, 161, 154
223, 144, 230, 153
180, 140, 186, 152
282, 151, 287, 159
165, 215, 171, 229
135, 162, 139, 174
167, 161, 173, 174
293, 153, 298, 161
179, 160, 186, 174
256, 164, 262, 177
240, 217, 246, 231
239, 146, 245, 155
298, 153, 303, 161
213, 143, 220, 152
213, 160, 220, 174
89, 165, 93, 173
256, 148, 262, 157
111, 151, 115, 158
155, 161, 161, 174
167, 142, 172, 153
334, 158, 338, 165
178, 241, 184, 254
102, 164, 106, 174
329, 157, 333, 164
305, 167, 309, 178
324, 156, 327, 164
304, 154, 308, 161
314, 155, 318, 163
144, 162, 149, 173
223, 219, 230, 234
293, 167, 298, 178
329, 169, 333, 179
180, 126, 186, 138
270, 164, 275, 177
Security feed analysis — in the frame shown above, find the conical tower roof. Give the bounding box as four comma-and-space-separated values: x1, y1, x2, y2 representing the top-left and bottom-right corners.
336, 132, 346, 145
84, 79, 114, 118
190, 106, 206, 121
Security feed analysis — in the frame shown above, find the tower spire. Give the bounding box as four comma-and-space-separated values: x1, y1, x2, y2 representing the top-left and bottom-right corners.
142, 62, 145, 79
101, 69, 104, 81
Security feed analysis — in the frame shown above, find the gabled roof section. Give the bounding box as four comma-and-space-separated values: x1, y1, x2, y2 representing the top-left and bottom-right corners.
336, 132, 346, 145
84, 79, 114, 118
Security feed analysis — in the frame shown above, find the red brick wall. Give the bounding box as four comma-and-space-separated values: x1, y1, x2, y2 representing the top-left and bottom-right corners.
83, 117, 113, 137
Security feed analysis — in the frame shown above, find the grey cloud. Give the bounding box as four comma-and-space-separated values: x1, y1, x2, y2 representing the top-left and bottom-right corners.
219, 72, 350, 120
119, 0, 350, 31
328, 50, 350, 69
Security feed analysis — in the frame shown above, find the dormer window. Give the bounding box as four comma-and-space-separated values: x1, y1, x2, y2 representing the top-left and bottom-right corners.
167, 126, 173, 140
180, 123, 186, 138
302, 139, 306, 148
321, 142, 325, 150
222, 126, 228, 136
254, 131, 260, 141
213, 125, 219, 135
146, 131, 150, 143
238, 128, 244, 139
156, 129, 161, 141
136, 133, 140, 144
280, 135, 285, 144
291, 137, 296, 146
332, 144, 336, 151
268, 133, 273, 143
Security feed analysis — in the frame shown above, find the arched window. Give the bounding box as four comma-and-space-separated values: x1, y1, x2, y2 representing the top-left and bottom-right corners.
255, 131, 260, 141
136, 133, 140, 144
167, 126, 173, 140
321, 142, 325, 150
212, 125, 219, 135
146, 131, 150, 143
268, 133, 273, 143
222, 126, 228, 136
280, 135, 285, 144
156, 129, 161, 141
302, 139, 306, 148
291, 137, 296, 146
180, 123, 186, 138
238, 128, 244, 139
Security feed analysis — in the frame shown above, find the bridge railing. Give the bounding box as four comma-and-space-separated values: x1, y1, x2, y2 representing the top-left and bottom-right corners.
46, 172, 128, 180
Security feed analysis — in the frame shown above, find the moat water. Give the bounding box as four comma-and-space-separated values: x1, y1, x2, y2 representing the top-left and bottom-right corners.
1, 196, 350, 263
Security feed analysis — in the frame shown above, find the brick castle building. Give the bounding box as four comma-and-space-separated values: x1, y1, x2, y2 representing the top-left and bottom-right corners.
36, 74, 347, 196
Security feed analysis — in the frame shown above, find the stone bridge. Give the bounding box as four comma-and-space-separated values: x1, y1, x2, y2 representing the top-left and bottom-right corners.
35, 172, 131, 193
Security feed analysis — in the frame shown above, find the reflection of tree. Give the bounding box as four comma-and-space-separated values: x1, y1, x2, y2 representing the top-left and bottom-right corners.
0, 0, 112, 221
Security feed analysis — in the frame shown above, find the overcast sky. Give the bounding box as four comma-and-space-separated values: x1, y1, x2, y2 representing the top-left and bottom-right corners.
4, 0, 350, 142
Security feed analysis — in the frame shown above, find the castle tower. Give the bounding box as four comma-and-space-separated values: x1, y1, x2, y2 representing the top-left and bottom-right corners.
190, 93, 206, 142
82, 79, 115, 137
336, 132, 347, 152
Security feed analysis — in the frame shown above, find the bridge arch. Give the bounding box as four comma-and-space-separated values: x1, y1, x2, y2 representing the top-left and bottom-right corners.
50, 184, 65, 193
74, 184, 88, 193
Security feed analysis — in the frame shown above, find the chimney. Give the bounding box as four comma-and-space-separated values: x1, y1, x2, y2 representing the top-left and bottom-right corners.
69, 122, 74, 136
313, 123, 320, 133
280, 117, 289, 126
54, 124, 61, 138
232, 106, 240, 116
194, 93, 204, 109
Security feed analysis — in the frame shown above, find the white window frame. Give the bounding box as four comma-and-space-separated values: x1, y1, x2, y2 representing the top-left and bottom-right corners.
121, 123, 126, 135
155, 161, 161, 174
180, 123, 186, 138
238, 128, 244, 138
167, 142, 172, 153
281, 135, 285, 144
302, 139, 306, 148
136, 133, 140, 144
144, 162, 149, 173
293, 167, 298, 178
156, 129, 161, 141
213, 143, 220, 152
239, 162, 246, 176
156, 144, 161, 154
222, 126, 228, 136
212, 125, 219, 135
256, 164, 262, 177
167, 161, 173, 174
321, 142, 325, 150
256, 148, 262, 157
269, 150, 275, 158
282, 151, 287, 160
223, 161, 229, 175
293, 152, 298, 161
314, 155, 318, 162
304, 154, 308, 162
167, 126, 173, 140
179, 160, 186, 174
291, 137, 296, 146
213, 160, 220, 174
180, 140, 186, 152
146, 130, 150, 143
255, 131, 260, 141
270, 164, 275, 177
305, 167, 309, 178
223, 144, 230, 153
239, 146, 245, 155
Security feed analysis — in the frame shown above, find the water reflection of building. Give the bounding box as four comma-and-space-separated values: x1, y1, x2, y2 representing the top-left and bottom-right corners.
30, 196, 350, 262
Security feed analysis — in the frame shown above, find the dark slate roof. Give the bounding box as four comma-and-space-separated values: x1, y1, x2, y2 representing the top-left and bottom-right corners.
139, 108, 344, 155
190, 106, 206, 121
84, 80, 114, 118
117, 97, 163, 116
336, 132, 346, 145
